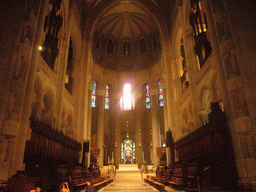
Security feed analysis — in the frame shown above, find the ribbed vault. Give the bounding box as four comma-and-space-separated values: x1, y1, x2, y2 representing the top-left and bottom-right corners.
92, 1, 161, 71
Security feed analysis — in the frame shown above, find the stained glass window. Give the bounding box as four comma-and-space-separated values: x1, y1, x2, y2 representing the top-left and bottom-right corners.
91, 79, 96, 108
121, 139, 135, 164
146, 82, 151, 109
105, 83, 109, 109
158, 79, 164, 107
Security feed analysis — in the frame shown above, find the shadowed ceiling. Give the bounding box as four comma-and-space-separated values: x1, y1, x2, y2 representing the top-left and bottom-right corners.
92, 1, 161, 72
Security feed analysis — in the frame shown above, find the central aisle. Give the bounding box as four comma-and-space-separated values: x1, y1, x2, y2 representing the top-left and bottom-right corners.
98, 170, 158, 192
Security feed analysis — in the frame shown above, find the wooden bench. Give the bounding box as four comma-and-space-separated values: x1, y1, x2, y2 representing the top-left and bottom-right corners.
91, 176, 113, 191
156, 176, 166, 184
167, 177, 184, 189
144, 176, 165, 191
72, 172, 87, 187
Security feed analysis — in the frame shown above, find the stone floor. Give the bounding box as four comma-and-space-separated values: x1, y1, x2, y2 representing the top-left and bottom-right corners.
96, 169, 185, 192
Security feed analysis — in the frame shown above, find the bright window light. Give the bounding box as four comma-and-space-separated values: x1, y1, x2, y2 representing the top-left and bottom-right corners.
123, 84, 132, 110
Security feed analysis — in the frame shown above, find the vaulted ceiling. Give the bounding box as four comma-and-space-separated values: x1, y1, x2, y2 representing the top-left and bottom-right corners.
88, 0, 167, 72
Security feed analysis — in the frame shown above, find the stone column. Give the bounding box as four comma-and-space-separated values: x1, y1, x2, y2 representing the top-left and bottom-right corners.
86, 80, 94, 166
150, 88, 160, 167
114, 98, 121, 169
56, 10, 72, 132
161, 81, 168, 134
96, 86, 105, 168
204, 0, 255, 189
135, 94, 143, 168
7, 0, 49, 177
160, 81, 171, 165
183, 29, 201, 129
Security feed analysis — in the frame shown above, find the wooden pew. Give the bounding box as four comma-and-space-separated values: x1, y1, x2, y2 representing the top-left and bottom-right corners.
91, 176, 113, 191
72, 172, 87, 187
167, 176, 183, 186
166, 164, 187, 190
144, 176, 165, 191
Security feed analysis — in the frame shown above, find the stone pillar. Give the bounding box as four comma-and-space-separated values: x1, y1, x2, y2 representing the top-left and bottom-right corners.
204, 0, 255, 189
183, 29, 201, 129
56, 10, 72, 133
6, 0, 49, 177
96, 86, 105, 168
168, 59, 184, 140
86, 80, 94, 166
161, 81, 168, 134
114, 98, 121, 169
160, 80, 170, 165
150, 88, 160, 167
135, 94, 143, 168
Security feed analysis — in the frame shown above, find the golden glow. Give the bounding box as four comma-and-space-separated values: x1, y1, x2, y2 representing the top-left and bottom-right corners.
123, 84, 132, 110
38, 46, 43, 50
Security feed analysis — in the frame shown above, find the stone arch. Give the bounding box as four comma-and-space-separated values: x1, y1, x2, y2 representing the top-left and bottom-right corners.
138, 36, 148, 53
173, 23, 189, 91
86, 0, 169, 49
210, 73, 221, 102
41, 88, 55, 125
34, 76, 44, 101
199, 85, 211, 125
210, 73, 224, 111
121, 38, 133, 56
173, 25, 183, 59
106, 36, 116, 54
31, 76, 44, 120
184, 0, 193, 30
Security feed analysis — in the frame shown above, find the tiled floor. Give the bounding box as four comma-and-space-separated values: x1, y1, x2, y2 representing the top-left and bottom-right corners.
97, 170, 184, 192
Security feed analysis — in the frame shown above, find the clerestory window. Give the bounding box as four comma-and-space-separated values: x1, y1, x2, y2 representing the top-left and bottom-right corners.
189, 0, 212, 68
123, 41, 130, 55
107, 39, 114, 53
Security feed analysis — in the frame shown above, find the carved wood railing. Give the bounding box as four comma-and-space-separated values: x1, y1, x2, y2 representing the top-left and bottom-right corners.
24, 117, 81, 164
169, 102, 238, 191
175, 102, 230, 161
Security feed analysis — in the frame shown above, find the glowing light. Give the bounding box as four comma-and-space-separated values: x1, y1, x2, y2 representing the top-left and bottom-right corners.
123, 84, 132, 110
38, 46, 43, 50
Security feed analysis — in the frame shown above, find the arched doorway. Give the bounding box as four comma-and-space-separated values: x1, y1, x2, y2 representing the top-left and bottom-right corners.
121, 138, 135, 164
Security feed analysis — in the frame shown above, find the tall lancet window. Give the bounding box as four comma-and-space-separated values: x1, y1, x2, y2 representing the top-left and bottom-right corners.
123, 41, 130, 55
145, 82, 151, 109
91, 79, 96, 108
158, 79, 164, 107
107, 39, 114, 53
120, 84, 135, 110
105, 83, 110, 109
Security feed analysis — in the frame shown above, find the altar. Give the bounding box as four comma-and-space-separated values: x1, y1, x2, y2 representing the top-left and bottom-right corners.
118, 164, 138, 171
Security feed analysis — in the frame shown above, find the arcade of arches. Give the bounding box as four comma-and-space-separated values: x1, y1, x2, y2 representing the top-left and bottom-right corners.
0, 0, 256, 191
